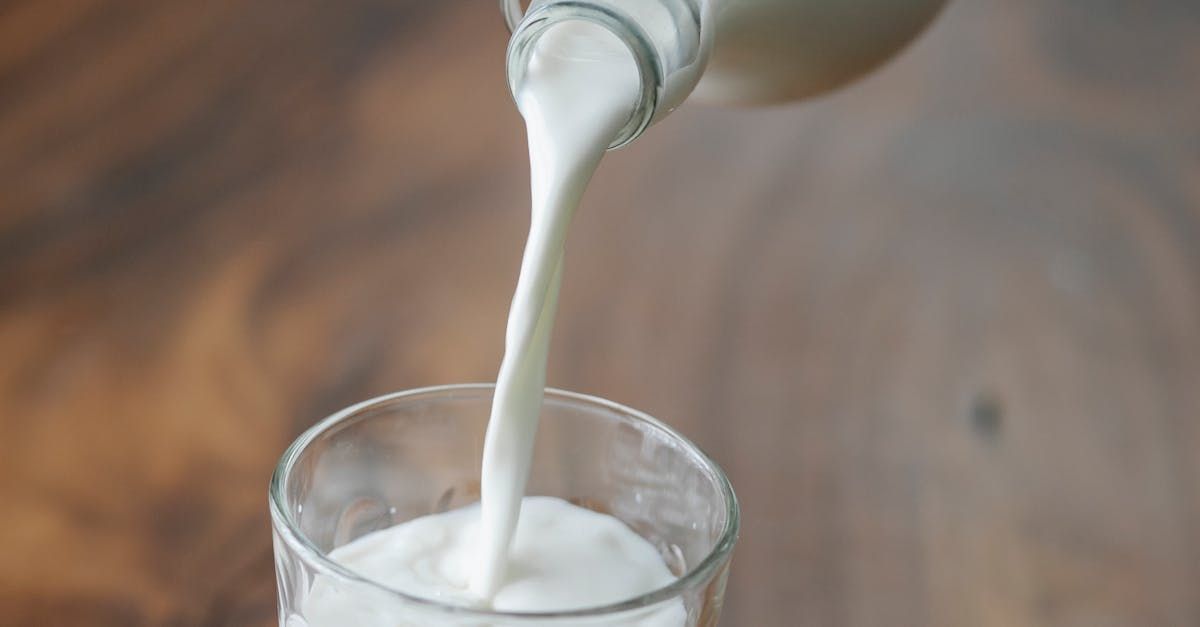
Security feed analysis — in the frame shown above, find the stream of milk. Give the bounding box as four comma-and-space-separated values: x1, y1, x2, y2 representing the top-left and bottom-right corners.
301, 20, 685, 625
473, 19, 643, 600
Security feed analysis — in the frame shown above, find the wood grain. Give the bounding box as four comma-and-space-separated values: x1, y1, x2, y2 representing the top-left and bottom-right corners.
2, 1, 1198, 625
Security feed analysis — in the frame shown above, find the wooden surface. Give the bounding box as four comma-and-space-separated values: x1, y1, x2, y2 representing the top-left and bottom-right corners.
2, 1, 1198, 625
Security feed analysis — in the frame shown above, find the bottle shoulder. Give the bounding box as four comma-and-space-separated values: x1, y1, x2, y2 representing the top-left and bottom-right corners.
694, 0, 947, 105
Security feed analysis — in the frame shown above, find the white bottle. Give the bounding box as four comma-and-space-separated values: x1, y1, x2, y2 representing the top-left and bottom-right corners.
502, 0, 947, 147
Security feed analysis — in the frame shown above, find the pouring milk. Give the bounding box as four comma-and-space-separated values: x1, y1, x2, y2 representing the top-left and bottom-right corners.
301, 0, 946, 622
303, 20, 683, 624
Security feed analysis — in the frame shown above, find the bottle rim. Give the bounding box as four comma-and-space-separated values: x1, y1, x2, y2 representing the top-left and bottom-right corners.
503, 1, 663, 149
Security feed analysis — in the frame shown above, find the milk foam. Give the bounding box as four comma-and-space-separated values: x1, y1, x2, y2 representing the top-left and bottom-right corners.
301, 497, 685, 626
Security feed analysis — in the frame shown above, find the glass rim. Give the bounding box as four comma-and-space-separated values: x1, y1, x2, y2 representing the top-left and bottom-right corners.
269, 383, 739, 621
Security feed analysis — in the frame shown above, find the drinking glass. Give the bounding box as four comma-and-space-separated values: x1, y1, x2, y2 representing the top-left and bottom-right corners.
269, 384, 739, 626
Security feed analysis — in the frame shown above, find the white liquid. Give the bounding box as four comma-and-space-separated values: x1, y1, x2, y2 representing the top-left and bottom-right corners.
298, 20, 682, 625
473, 21, 644, 598
302, 497, 685, 625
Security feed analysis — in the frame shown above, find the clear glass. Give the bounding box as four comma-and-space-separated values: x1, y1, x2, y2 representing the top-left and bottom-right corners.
270, 384, 739, 626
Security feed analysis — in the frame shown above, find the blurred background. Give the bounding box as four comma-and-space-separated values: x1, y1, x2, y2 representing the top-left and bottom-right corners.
2, 0, 1198, 625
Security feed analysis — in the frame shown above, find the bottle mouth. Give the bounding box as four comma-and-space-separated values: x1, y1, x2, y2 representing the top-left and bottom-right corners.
504, 2, 661, 149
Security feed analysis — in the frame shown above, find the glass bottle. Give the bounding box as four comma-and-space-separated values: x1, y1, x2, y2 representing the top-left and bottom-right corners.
502, 0, 946, 147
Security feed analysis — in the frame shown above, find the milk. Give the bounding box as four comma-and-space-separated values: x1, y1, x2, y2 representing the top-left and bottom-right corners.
302, 498, 685, 626
475, 19, 643, 599
300, 19, 674, 623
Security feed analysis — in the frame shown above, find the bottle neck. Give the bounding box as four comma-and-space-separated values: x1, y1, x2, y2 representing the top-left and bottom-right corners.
503, 0, 708, 149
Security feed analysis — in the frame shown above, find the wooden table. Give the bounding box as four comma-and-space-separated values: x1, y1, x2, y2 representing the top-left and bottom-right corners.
2, 1, 1198, 625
